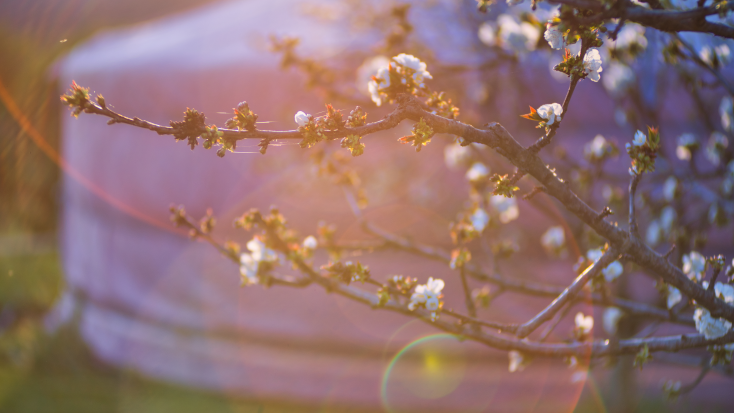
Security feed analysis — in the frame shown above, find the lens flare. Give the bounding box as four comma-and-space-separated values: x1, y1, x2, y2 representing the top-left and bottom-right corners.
381, 334, 468, 413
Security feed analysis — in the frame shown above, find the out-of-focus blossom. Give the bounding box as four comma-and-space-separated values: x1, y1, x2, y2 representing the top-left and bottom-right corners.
587, 248, 603, 263
302, 235, 318, 250
603, 307, 623, 335
582, 48, 603, 82
444, 143, 473, 170
240, 239, 279, 286
490, 195, 519, 223
368, 66, 391, 106
667, 285, 682, 309
602, 61, 635, 95
721, 96, 733, 132
497, 14, 540, 54
541, 226, 565, 255
356, 56, 390, 95
466, 162, 490, 182
676, 133, 698, 160
471, 208, 490, 232
694, 308, 732, 339
508, 350, 526, 372
584, 134, 615, 161
715, 282, 734, 303
683, 251, 706, 281
537, 103, 563, 125
612, 24, 647, 50
586, 249, 622, 281
723, 161, 734, 196
706, 132, 729, 166
646, 220, 662, 246
544, 22, 563, 50
700, 44, 731, 67
663, 177, 678, 202
602, 261, 623, 282
660, 206, 676, 234
478, 21, 496, 46
575, 312, 594, 336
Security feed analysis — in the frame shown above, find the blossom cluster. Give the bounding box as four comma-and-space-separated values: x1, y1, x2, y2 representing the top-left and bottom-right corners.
408, 277, 444, 321
693, 282, 734, 339
625, 127, 660, 174
240, 238, 279, 286
367, 53, 432, 106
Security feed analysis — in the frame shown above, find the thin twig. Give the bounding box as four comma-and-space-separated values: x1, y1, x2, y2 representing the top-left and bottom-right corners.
629, 173, 642, 240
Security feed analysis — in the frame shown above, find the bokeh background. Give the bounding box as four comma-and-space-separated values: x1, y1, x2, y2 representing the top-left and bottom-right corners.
1, 0, 733, 412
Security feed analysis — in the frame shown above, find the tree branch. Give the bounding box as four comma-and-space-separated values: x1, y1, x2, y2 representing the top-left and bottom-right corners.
72, 91, 734, 323
514, 249, 620, 338
550, 0, 734, 39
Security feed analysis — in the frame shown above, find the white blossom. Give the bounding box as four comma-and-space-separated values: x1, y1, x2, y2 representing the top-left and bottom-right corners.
508, 350, 526, 372
694, 308, 732, 339
646, 220, 662, 246
659, 206, 676, 234
566, 42, 581, 56
444, 143, 473, 169
490, 195, 519, 223
478, 22, 496, 47
356, 56, 390, 95
602, 261, 623, 282
715, 282, 734, 304
471, 208, 490, 232
667, 286, 682, 309
582, 48, 603, 82
586, 248, 603, 263
497, 14, 540, 54
537, 103, 563, 125
248, 239, 277, 263
632, 130, 647, 147
239, 239, 279, 286
700, 44, 731, 67
239, 254, 259, 285
393, 53, 432, 84
541, 226, 565, 252
466, 162, 490, 182
721, 97, 734, 132
409, 277, 444, 313
367, 65, 391, 106
294, 111, 310, 127
507, 0, 524, 5
706, 131, 729, 166
302, 235, 318, 250
603, 307, 623, 335
575, 312, 594, 336
602, 61, 635, 95
663, 177, 678, 202
544, 22, 563, 50
612, 24, 647, 50
584, 135, 610, 160
676, 133, 697, 160
683, 251, 706, 281
716, 44, 731, 65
